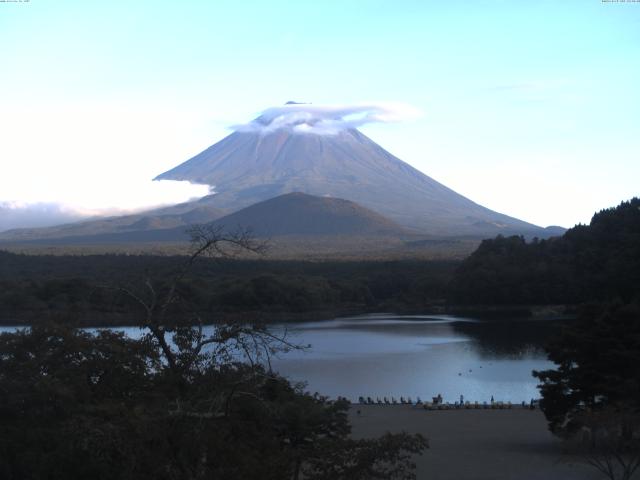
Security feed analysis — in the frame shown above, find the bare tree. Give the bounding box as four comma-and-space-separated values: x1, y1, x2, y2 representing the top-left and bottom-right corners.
115, 224, 299, 376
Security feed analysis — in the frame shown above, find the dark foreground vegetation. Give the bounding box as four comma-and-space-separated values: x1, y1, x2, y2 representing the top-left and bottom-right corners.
534, 301, 640, 480
0, 322, 427, 480
0, 227, 427, 479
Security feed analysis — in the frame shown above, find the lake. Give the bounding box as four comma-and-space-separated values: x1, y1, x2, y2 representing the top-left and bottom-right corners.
268, 314, 561, 404
0, 314, 564, 404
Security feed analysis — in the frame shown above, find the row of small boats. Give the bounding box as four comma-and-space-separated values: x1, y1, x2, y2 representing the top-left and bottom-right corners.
357, 396, 539, 410
358, 396, 421, 405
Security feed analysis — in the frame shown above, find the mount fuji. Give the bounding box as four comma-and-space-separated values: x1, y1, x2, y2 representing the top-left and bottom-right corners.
155, 124, 546, 237
0, 107, 563, 246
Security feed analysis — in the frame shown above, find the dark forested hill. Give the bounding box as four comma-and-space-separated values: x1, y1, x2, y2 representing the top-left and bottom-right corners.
209, 192, 406, 236
448, 198, 640, 305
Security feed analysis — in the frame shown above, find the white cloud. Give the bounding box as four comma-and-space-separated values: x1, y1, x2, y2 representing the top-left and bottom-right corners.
0, 180, 211, 232
0, 101, 216, 231
232, 102, 422, 135
0, 202, 85, 231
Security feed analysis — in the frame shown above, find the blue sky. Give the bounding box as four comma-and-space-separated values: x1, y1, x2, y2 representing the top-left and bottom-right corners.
1, 0, 639, 229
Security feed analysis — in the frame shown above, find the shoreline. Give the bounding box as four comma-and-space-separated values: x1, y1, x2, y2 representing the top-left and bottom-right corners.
0, 304, 576, 327
353, 400, 539, 409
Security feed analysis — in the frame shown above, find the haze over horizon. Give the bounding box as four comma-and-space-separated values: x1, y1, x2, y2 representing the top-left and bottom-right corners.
1, 1, 639, 231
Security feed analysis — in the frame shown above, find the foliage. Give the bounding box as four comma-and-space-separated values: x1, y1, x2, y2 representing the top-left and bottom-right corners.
449, 198, 640, 305
0, 226, 427, 479
533, 302, 640, 434
0, 324, 160, 480
534, 300, 640, 479
0, 250, 455, 325
533, 302, 640, 480
0, 328, 429, 480
304, 433, 427, 480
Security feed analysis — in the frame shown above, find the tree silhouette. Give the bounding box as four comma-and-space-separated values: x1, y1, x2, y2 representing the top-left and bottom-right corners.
0, 224, 428, 479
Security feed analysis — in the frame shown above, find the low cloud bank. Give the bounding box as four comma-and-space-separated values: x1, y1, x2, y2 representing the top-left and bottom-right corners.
232, 102, 422, 135
0, 180, 211, 232
0, 202, 86, 231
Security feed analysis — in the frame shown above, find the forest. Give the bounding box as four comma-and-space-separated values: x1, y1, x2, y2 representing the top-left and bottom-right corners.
448, 198, 640, 306
0, 252, 456, 325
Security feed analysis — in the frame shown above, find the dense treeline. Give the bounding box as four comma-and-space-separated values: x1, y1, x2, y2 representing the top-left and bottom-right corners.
449, 198, 640, 305
443, 197, 640, 471
0, 252, 456, 325
507, 198, 640, 472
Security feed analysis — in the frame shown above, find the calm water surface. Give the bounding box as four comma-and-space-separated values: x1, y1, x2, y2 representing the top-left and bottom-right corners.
268, 314, 561, 404
0, 314, 564, 404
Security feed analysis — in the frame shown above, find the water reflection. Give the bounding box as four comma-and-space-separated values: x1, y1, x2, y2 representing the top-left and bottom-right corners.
450, 319, 570, 358
269, 314, 561, 403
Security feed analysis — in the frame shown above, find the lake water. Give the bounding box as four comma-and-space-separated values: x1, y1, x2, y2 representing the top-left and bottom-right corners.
268, 314, 561, 404
0, 314, 564, 404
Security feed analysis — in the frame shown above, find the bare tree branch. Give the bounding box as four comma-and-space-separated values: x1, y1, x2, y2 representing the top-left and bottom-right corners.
107, 223, 301, 378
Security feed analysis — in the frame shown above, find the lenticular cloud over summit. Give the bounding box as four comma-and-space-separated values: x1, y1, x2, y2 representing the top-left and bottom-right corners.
232, 102, 422, 135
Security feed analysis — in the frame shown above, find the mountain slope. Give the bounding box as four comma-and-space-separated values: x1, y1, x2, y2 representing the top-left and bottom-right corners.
6, 193, 406, 245
210, 192, 405, 236
155, 128, 546, 237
